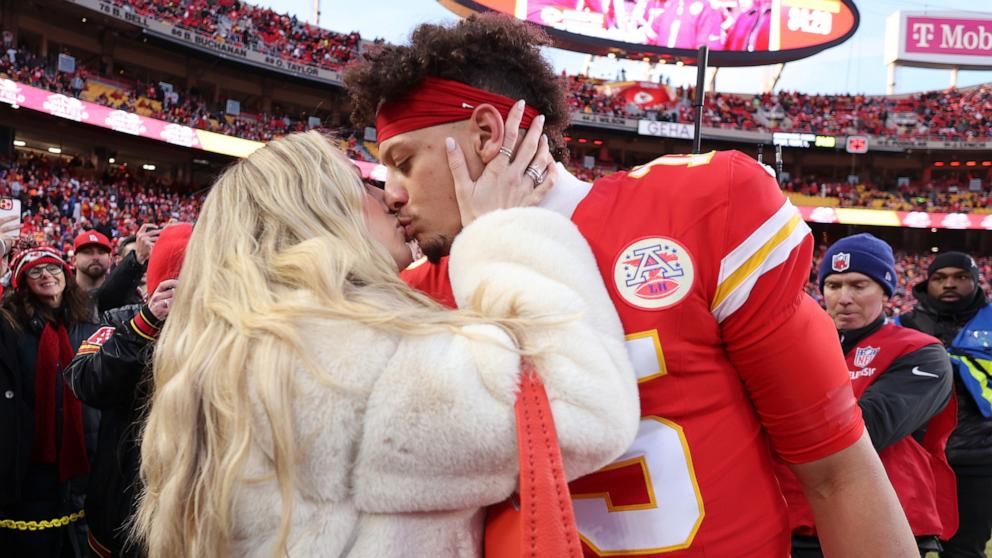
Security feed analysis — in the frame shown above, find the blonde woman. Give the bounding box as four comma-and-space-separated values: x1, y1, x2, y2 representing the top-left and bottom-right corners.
134, 120, 638, 557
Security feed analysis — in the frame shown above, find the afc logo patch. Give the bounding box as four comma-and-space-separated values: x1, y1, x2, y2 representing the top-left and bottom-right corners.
832, 252, 851, 272
854, 345, 880, 368
613, 236, 695, 311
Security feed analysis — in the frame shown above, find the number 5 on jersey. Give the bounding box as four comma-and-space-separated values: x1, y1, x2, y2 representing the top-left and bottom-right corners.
569, 330, 705, 555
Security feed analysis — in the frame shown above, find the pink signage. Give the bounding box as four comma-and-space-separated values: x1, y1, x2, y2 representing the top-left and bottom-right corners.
0, 78, 203, 149
796, 205, 992, 231
0, 78, 388, 178
905, 16, 992, 57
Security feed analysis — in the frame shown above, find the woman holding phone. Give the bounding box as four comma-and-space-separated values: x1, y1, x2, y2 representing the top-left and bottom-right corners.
134, 109, 639, 558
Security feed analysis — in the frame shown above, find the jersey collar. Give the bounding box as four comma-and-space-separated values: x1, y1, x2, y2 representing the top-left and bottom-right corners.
539, 162, 593, 219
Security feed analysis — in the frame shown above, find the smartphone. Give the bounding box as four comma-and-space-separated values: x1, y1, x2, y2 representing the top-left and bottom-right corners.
0, 198, 21, 226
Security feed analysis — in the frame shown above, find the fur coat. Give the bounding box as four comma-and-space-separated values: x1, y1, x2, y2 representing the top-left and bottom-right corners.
231, 208, 640, 557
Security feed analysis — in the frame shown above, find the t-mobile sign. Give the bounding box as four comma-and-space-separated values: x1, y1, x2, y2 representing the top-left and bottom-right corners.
885, 11, 992, 69
907, 16, 992, 56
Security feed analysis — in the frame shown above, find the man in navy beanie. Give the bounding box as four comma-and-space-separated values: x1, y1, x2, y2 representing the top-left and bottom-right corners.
777, 233, 957, 558
899, 250, 992, 558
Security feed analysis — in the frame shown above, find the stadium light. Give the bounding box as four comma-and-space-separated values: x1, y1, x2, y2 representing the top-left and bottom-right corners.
983, 162, 992, 167
563, 136, 572, 142
108, 158, 115, 164
12, 140, 25, 147
577, 138, 587, 143
950, 161, 961, 167
965, 161, 976, 166
931, 247, 939, 253
931, 228, 938, 233
142, 164, 156, 171
676, 60, 684, 67
933, 162, 945, 167
48, 147, 61, 154
607, 52, 616, 59
593, 140, 603, 145
81, 17, 87, 23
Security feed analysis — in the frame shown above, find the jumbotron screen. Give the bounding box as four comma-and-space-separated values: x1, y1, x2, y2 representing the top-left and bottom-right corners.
440, 0, 860, 66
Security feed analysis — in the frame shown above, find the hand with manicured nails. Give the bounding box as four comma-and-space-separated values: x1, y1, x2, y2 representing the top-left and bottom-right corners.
445, 99, 557, 227
147, 279, 177, 320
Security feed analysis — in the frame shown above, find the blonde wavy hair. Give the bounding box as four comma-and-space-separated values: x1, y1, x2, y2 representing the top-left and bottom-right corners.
133, 131, 537, 558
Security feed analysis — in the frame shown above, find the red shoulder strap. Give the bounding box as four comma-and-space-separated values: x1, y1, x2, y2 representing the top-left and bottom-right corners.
484, 364, 584, 558
514, 364, 583, 558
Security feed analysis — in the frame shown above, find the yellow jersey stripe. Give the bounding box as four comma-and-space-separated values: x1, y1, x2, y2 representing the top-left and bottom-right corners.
717, 199, 797, 285
712, 213, 804, 312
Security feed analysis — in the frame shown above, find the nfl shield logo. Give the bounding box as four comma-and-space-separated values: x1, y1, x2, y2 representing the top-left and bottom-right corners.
832, 252, 851, 272
854, 346, 880, 368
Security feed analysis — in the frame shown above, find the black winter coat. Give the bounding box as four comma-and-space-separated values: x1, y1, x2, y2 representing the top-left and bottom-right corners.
93, 251, 146, 314
899, 282, 992, 473
64, 304, 161, 557
0, 315, 29, 507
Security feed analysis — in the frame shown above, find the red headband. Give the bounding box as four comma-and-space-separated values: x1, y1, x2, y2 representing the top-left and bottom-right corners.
375, 77, 540, 143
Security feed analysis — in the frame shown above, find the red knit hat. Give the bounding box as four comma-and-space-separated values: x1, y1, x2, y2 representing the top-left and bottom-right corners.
146, 224, 192, 295
11, 247, 69, 289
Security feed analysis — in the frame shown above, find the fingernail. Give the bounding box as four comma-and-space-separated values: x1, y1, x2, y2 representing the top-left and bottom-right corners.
516, 99, 526, 110
542, 133, 549, 143
445, 137, 456, 152
537, 114, 545, 123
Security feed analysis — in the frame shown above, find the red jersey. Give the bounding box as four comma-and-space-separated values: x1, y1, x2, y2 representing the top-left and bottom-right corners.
402, 150, 864, 556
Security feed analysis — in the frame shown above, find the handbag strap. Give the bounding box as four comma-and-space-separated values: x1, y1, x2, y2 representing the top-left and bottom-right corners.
514, 363, 583, 558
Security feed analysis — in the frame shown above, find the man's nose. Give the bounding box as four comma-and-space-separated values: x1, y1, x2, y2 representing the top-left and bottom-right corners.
383, 177, 409, 212
837, 288, 855, 305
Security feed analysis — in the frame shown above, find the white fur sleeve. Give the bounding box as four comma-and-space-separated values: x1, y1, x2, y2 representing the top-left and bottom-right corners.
352, 208, 638, 513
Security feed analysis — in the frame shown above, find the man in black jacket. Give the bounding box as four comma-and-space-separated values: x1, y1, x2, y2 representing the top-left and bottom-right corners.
92, 224, 159, 314
898, 251, 992, 558
64, 296, 167, 557
778, 233, 956, 557
64, 222, 189, 557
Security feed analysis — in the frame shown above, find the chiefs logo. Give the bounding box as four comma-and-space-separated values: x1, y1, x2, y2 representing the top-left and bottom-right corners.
613, 237, 695, 311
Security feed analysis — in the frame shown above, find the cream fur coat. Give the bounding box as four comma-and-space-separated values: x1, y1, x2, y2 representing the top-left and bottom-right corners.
231, 208, 639, 557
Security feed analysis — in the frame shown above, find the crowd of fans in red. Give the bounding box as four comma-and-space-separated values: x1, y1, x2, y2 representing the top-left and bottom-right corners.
0, 45, 378, 154
0, 154, 203, 256
568, 75, 992, 142
565, 162, 990, 213
108, 0, 361, 71
807, 249, 992, 316
782, 175, 992, 213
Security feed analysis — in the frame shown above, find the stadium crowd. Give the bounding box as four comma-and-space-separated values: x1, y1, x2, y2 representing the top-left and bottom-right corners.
108, 0, 361, 71
0, 44, 382, 157
566, 74, 992, 141
0, 153, 203, 256
783, 176, 992, 213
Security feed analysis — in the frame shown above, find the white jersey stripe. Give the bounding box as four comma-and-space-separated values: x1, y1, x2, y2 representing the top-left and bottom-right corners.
711, 219, 810, 323
716, 199, 799, 286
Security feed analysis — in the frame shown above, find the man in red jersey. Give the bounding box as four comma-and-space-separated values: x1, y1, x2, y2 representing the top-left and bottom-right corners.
344, 14, 916, 557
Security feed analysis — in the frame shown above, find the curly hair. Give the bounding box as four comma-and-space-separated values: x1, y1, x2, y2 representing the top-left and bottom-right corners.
344, 14, 570, 159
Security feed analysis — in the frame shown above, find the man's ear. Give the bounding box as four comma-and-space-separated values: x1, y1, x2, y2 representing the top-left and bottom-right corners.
469, 104, 505, 164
